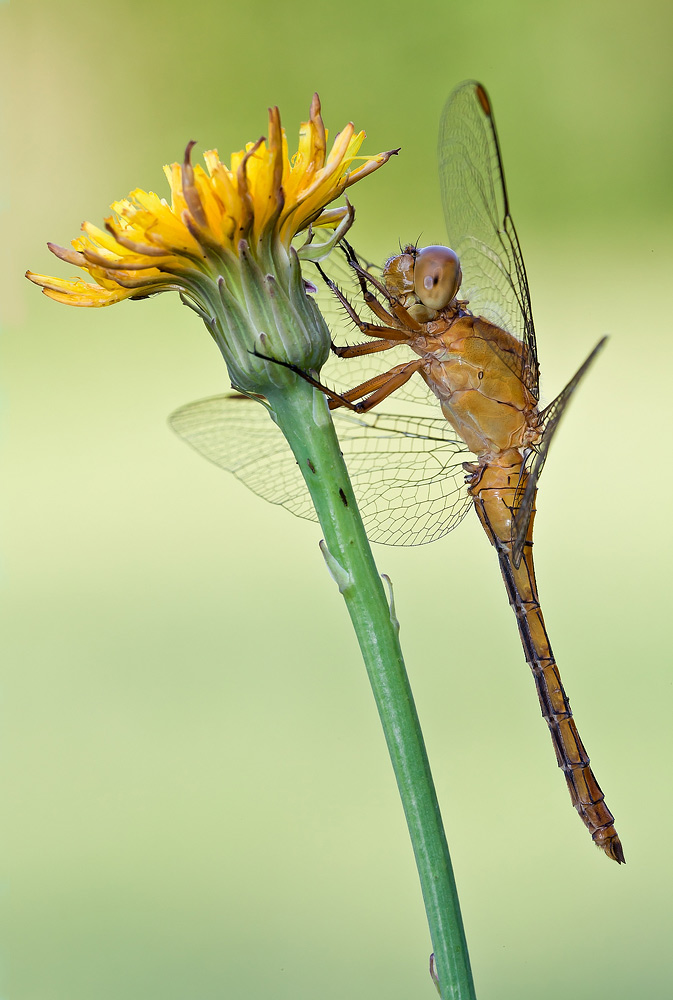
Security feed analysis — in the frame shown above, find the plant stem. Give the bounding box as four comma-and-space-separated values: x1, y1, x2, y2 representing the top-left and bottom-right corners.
268, 379, 476, 1000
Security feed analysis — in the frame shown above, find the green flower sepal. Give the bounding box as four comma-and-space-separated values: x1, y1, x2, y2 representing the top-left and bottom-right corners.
182, 237, 332, 396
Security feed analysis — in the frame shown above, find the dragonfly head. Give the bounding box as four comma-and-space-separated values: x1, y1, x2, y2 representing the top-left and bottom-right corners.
413, 245, 462, 310
383, 245, 461, 317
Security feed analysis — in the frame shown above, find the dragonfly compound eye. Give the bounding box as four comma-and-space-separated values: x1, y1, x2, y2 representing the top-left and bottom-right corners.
383, 252, 415, 297
413, 246, 462, 310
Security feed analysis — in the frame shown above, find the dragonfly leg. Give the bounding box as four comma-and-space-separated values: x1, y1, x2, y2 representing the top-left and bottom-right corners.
341, 241, 426, 333
249, 349, 363, 411
340, 240, 394, 303
315, 260, 409, 343
250, 348, 424, 415
331, 337, 400, 359
340, 243, 408, 326
328, 358, 425, 412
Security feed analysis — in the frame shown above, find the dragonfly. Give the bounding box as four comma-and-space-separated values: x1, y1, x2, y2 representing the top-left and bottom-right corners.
170, 81, 624, 864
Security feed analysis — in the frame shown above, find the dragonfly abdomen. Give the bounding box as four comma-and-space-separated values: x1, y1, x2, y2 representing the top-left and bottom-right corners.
469, 458, 625, 864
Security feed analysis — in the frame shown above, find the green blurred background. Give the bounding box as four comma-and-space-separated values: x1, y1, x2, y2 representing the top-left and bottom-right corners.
2, 1, 672, 997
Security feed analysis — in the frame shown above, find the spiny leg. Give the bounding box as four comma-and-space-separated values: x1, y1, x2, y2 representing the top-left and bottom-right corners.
314, 259, 409, 344
250, 348, 424, 416
341, 239, 425, 333
339, 241, 403, 326
332, 338, 401, 359
328, 358, 425, 412
250, 349, 362, 411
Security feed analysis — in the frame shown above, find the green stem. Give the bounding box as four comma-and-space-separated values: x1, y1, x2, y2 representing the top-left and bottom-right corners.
267, 379, 476, 1000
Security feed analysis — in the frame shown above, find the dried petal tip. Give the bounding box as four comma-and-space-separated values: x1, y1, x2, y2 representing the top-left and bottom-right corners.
46, 243, 86, 266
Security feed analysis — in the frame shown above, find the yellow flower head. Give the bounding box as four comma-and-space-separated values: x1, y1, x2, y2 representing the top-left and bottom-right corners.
26, 95, 396, 309
26, 96, 397, 395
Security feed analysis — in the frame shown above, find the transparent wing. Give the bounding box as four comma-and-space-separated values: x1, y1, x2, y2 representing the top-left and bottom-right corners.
330, 409, 473, 545
438, 80, 539, 398
169, 393, 473, 546
511, 338, 607, 566
169, 393, 317, 521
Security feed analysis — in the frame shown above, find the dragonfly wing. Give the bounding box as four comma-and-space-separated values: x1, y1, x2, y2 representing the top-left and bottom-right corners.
332, 410, 473, 545
169, 393, 319, 521
511, 337, 607, 566
169, 394, 473, 546
438, 81, 539, 398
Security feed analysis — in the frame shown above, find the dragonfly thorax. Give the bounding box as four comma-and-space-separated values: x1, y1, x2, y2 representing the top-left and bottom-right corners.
383, 245, 462, 316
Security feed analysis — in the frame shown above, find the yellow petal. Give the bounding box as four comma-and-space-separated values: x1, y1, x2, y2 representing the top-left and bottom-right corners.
25, 271, 136, 306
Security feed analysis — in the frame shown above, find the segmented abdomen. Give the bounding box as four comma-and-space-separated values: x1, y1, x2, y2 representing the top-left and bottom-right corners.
469, 455, 624, 863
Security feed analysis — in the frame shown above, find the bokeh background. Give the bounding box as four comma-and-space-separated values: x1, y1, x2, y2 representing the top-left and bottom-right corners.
2, 1, 672, 997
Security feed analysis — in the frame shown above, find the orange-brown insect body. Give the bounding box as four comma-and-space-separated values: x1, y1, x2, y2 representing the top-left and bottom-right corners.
194, 80, 622, 863
325, 240, 623, 863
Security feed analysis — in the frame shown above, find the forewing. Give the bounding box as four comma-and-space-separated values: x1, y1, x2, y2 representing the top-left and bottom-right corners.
511, 337, 607, 566
169, 394, 473, 546
438, 81, 539, 398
